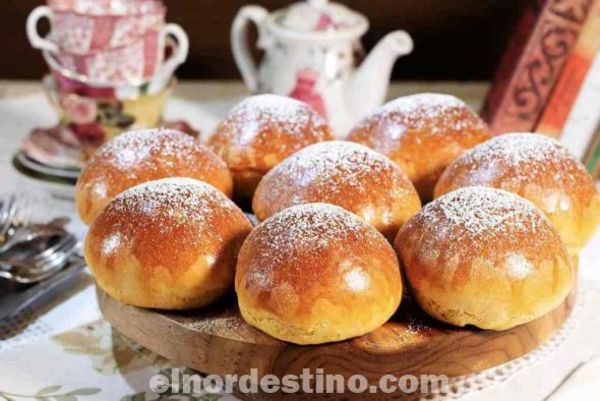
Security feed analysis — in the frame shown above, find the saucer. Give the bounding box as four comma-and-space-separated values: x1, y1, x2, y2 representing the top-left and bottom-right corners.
12, 153, 77, 200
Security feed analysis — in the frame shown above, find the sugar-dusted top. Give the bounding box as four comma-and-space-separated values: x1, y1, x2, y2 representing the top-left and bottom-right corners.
239, 203, 397, 295
87, 178, 252, 294
91, 177, 249, 266
253, 141, 419, 225
419, 186, 547, 239
378, 93, 466, 116
355, 93, 480, 137
262, 140, 406, 192
214, 94, 327, 146
93, 128, 209, 170
209, 95, 333, 172
110, 177, 234, 226
397, 186, 569, 281
458, 133, 583, 181
256, 203, 370, 253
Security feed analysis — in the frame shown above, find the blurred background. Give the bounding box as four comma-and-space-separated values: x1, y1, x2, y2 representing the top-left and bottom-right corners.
0, 0, 529, 81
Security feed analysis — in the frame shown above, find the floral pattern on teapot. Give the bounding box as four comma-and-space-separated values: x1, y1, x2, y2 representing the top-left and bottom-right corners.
231, 0, 412, 135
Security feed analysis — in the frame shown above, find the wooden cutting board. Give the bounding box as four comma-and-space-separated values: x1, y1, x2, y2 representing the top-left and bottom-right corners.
98, 286, 576, 400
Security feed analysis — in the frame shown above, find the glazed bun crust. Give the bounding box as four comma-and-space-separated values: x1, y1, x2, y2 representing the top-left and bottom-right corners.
434, 133, 600, 252
208, 95, 334, 199
236, 203, 402, 345
76, 129, 233, 225
348, 93, 492, 201
252, 141, 421, 240
85, 178, 252, 310
395, 187, 574, 330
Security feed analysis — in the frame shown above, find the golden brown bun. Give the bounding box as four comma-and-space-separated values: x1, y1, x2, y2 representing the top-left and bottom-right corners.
76, 129, 233, 225
395, 187, 574, 330
347, 93, 492, 201
252, 141, 421, 240
236, 203, 402, 344
208, 94, 334, 199
434, 133, 600, 252
84, 178, 252, 310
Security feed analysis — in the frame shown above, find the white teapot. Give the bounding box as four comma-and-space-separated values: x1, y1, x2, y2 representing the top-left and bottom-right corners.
231, 0, 413, 135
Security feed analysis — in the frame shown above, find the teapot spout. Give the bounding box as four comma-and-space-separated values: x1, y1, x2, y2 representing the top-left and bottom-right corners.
348, 31, 413, 120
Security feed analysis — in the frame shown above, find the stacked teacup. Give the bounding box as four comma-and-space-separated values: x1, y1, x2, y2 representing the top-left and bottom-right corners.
26, 0, 188, 147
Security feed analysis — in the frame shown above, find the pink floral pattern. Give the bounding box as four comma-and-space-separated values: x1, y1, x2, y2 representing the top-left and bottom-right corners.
288, 69, 327, 118
54, 31, 160, 84
58, 95, 98, 125
52, 12, 95, 54
48, 6, 165, 54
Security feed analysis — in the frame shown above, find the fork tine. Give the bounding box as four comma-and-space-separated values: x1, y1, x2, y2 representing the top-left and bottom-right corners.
34, 239, 77, 271
1, 239, 78, 283
27, 232, 73, 263
34, 248, 73, 274
29, 235, 77, 266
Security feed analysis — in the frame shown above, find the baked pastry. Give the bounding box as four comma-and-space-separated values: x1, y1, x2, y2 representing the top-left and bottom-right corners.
252, 141, 421, 240
347, 93, 492, 201
395, 187, 573, 330
434, 133, 600, 252
85, 178, 252, 310
208, 94, 334, 200
76, 128, 233, 225
236, 203, 402, 344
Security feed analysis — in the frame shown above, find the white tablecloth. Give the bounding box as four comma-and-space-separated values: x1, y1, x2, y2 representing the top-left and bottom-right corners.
0, 82, 599, 401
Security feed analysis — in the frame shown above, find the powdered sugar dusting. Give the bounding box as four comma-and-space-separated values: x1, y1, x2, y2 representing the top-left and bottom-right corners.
261, 141, 406, 197
93, 128, 204, 170
357, 93, 477, 136
217, 94, 325, 145
246, 204, 380, 287
109, 178, 234, 233
260, 203, 366, 250
421, 187, 545, 236
458, 133, 580, 182
379, 93, 465, 115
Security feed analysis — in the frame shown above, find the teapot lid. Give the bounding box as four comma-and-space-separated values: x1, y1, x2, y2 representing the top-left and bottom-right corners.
274, 0, 367, 35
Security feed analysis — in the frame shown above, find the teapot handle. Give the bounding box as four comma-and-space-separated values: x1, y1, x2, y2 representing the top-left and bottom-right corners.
231, 5, 268, 92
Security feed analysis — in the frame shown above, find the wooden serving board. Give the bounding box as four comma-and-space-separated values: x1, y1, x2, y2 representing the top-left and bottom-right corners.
98, 286, 576, 400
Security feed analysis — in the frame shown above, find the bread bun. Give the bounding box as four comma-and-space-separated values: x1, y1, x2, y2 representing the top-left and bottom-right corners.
348, 93, 492, 201
236, 203, 402, 344
76, 129, 233, 225
434, 133, 600, 252
85, 178, 252, 310
252, 141, 421, 240
208, 95, 334, 199
395, 187, 573, 330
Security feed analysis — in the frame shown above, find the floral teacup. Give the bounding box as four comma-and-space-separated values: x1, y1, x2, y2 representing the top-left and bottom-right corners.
27, 0, 166, 54
43, 75, 174, 147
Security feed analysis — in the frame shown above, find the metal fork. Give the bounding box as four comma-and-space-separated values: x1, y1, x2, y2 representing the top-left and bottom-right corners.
0, 234, 78, 284
0, 220, 68, 254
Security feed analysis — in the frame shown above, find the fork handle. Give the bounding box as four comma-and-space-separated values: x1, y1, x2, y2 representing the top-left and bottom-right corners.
0, 257, 85, 321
